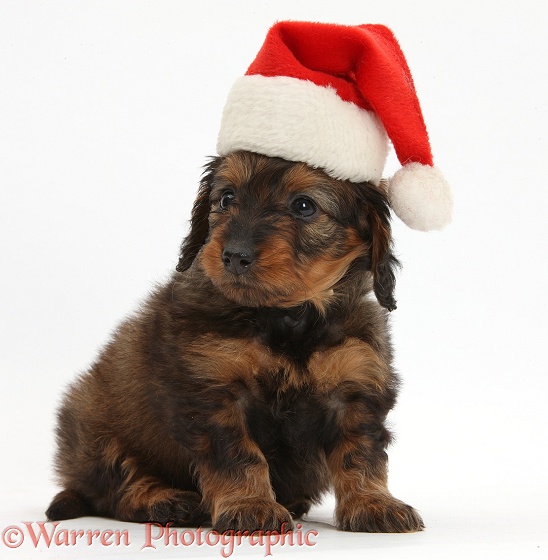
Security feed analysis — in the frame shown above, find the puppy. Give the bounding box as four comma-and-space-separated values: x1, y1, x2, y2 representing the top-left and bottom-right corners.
46, 150, 424, 533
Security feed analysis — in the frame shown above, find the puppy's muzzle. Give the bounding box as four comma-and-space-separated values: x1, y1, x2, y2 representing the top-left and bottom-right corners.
222, 244, 255, 275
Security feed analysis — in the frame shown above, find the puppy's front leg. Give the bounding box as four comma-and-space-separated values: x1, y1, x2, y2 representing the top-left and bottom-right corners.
312, 339, 424, 533
193, 405, 293, 533
326, 391, 424, 533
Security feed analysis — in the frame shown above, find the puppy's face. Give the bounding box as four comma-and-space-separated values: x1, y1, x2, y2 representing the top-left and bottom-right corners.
179, 151, 398, 310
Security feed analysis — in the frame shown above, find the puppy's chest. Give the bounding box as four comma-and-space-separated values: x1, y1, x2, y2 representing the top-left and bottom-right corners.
255, 304, 341, 367
245, 376, 333, 455
188, 313, 385, 399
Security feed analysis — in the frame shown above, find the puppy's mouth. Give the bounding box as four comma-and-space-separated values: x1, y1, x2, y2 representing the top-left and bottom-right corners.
197, 222, 367, 310
206, 258, 312, 308
199, 247, 360, 311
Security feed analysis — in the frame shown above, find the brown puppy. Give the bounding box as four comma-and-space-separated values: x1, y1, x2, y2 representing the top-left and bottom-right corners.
46, 150, 423, 533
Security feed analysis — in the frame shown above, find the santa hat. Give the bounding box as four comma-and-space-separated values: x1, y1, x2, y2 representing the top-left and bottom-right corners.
217, 21, 452, 231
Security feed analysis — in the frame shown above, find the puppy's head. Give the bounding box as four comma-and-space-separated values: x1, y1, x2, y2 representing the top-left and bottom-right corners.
178, 151, 398, 311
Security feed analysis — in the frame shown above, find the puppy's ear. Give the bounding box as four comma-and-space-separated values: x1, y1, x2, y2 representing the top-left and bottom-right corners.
176, 157, 222, 272
356, 183, 400, 311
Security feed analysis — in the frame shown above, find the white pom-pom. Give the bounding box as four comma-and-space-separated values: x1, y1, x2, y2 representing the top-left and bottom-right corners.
387, 163, 453, 231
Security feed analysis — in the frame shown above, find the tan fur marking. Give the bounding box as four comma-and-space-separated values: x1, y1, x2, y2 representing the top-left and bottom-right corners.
298, 245, 366, 312
119, 476, 177, 515
110, 455, 179, 518
282, 163, 326, 193
187, 334, 308, 391
201, 227, 366, 311
193, 400, 276, 522
309, 337, 389, 392
199, 224, 227, 280
283, 164, 351, 218
200, 459, 275, 520
327, 438, 388, 499
187, 336, 273, 383
216, 152, 254, 187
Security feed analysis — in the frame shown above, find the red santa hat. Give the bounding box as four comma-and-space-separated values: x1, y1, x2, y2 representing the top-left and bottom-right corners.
217, 21, 452, 231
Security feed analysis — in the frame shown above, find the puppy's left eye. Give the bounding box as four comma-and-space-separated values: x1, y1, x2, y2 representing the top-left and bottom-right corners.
220, 191, 235, 210
291, 197, 317, 218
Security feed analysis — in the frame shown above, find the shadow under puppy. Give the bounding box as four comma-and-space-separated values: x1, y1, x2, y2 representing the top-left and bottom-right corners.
46, 21, 451, 533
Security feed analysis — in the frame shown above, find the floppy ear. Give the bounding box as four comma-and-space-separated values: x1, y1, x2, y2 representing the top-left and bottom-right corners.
176, 157, 222, 272
356, 182, 400, 311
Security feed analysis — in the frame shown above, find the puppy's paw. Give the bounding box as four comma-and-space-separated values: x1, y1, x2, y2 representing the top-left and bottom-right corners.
337, 494, 424, 533
151, 490, 210, 526
124, 490, 209, 526
46, 489, 94, 521
213, 497, 293, 533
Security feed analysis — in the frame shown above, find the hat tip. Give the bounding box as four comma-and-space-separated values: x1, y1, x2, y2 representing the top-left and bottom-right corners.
388, 162, 453, 231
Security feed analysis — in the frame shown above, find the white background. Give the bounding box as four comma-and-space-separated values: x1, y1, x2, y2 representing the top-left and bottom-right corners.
1, 1, 547, 559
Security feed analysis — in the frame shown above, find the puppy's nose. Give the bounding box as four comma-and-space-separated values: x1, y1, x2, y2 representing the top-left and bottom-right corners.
222, 247, 255, 275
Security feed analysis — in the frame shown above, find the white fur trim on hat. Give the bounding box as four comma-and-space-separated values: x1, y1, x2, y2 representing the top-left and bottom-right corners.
388, 163, 453, 231
217, 75, 389, 184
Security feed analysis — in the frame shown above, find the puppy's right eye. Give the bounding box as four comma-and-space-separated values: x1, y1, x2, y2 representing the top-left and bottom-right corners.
290, 196, 317, 218
220, 191, 235, 210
